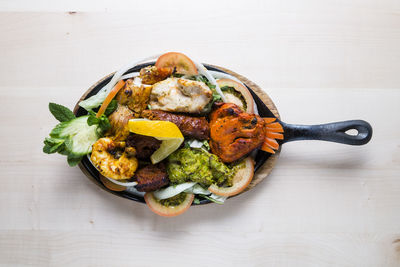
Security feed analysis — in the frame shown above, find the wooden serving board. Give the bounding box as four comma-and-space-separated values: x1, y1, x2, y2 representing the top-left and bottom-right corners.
74, 65, 281, 196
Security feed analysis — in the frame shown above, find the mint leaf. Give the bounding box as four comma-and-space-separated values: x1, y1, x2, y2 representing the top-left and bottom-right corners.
43, 137, 65, 154
43, 144, 52, 154
105, 100, 118, 116
44, 137, 64, 146
67, 154, 83, 166
87, 110, 111, 132
98, 116, 111, 131
57, 148, 69, 156
49, 121, 69, 138
87, 116, 99, 126
49, 103, 75, 122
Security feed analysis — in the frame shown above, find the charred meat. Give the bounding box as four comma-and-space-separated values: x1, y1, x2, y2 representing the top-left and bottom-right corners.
107, 104, 134, 141
126, 133, 162, 160
135, 163, 169, 192
209, 103, 264, 163
139, 66, 171, 85
141, 110, 210, 140
115, 78, 152, 115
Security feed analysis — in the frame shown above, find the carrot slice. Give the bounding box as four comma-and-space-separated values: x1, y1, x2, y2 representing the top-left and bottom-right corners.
265, 123, 284, 133
266, 132, 284, 140
263, 118, 276, 124
265, 127, 284, 133
261, 143, 275, 154
266, 122, 282, 128
264, 137, 279, 150
96, 80, 126, 118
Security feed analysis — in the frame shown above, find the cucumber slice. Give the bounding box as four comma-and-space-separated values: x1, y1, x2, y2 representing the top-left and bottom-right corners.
51, 116, 100, 156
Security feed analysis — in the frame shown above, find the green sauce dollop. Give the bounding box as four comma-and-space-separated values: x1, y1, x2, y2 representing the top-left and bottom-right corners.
167, 148, 233, 187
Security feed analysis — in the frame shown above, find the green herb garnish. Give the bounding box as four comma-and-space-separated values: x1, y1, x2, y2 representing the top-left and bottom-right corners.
87, 110, 111, 132
43, 103, 103, 166
49, 102, 76, 122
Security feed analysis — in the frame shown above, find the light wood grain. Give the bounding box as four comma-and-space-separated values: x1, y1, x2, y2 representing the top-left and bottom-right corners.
0, 4, 400, 267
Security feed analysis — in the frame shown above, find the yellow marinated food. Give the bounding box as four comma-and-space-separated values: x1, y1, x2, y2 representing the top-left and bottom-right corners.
116, 78, 152, 115
90, 137, 138, 180
107, 104, 134, 141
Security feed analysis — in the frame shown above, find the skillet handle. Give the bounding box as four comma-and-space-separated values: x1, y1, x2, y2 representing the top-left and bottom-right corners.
280, 120, 372, 145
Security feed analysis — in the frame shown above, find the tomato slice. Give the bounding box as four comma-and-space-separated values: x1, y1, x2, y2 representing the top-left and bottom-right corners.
208, 157, 254, 197
216, 79, 254, 113
155, 52, 198, 75
144, 192, 194, 217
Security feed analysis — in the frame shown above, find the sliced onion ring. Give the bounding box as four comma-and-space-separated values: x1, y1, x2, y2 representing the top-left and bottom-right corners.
119, 72, 139, 81
210, 70, 258, 115
209, 70, 243, 83
194, 61, 226, 102
104, 176, 138, 187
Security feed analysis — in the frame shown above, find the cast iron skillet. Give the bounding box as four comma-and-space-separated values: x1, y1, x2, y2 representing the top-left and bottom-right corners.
75, 62, 373, 205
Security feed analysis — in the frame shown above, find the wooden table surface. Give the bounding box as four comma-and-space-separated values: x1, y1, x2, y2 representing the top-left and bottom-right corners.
1, 1, 399, 266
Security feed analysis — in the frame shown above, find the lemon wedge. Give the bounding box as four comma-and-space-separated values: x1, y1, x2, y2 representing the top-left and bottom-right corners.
128, 120, 184, 164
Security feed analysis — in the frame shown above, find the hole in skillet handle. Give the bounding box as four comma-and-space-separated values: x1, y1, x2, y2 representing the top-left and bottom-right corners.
76, 63, 278, 205
345, 129, 358, 136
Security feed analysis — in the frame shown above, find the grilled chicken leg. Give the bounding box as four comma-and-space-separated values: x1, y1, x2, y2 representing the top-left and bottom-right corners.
209, 103, 265, 163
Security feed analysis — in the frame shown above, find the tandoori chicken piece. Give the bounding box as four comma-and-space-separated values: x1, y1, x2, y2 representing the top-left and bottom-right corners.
91, 137, 138, 180
107, 104, 134, 141
115, 78, 152, 115
209, 103, 265, 163
139, 66, 171, 85
141, 110, 210, 140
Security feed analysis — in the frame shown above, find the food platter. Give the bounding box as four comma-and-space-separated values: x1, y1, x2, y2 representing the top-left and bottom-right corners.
60, 54, 371, 216
42, 51, 372, 216
37, 46, 373, 218
74, 62, 281, 205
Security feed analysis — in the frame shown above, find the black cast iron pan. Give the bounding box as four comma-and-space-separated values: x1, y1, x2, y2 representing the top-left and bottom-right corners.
75, 62, 372, 205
